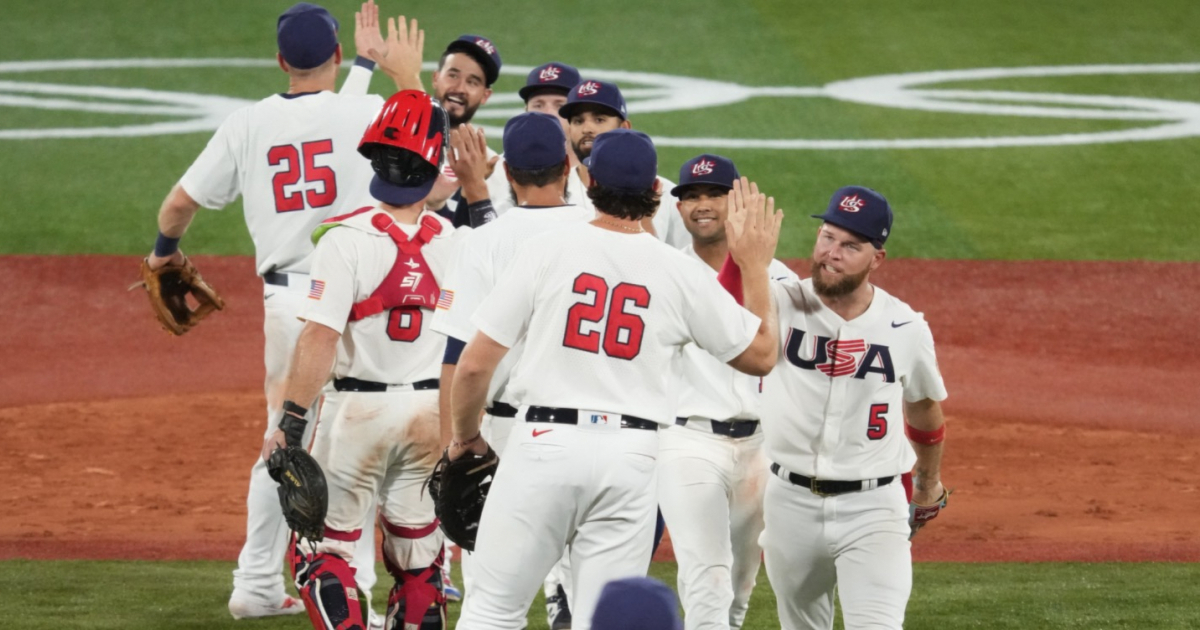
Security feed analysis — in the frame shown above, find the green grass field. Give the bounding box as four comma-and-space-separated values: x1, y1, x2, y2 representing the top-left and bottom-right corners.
1, 0, 1198, 260
2, 1, 1198, 628
3, 560, 1198, 629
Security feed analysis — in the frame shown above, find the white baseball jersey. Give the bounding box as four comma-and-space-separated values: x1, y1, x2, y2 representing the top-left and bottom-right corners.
674, 249, 797, 421
430, 204, 593, 402
302, 208, 465, 384
180, 91, 384, 276
484, 158, 692, 249
762, 277, 948, 480
472, 223, 760, 424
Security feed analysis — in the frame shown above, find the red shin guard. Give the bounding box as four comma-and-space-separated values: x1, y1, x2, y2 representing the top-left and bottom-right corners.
298, 552, 366, 630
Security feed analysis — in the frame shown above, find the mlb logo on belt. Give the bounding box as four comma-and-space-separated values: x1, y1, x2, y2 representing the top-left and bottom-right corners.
589, 414, 610, 425
474, 38, 496, 55
691, 159, 715, 176
539, 66, 560, 82
578, 81, 601, 96
838, 195, 864, 213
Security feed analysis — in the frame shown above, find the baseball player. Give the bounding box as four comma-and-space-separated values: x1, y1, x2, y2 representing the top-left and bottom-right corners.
483, 61, 582, 215
658, 154, 796, 630
143, 3, 416, 620
446, 129, 783, 630
432, 111, 589, 629
556, 79, 692, 248
751, 186, 950, 629
422, 35, 503, 228
260, 90, 465, 630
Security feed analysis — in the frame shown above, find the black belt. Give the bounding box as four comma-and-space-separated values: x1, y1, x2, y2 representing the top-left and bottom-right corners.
485, 401, 519, 418
526, 406, 658, 431
770, 463, 893, 497
263, 271, 290, 286
675, 417, 760, 439
333, 377, 440, 392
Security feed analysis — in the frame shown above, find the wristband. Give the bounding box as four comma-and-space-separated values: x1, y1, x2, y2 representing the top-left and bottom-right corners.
353, 55, 377, 71
466, 199, 497, 228
279, 400, 310, 447
905, 422, 946, 445
716, 253, 744, 305
154, 231, 181, 258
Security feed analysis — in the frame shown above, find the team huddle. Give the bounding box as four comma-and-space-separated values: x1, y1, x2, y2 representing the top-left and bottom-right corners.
139, 2, 950, 629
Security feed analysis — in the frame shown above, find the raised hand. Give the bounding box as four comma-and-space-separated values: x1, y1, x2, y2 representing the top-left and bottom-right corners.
353, 0, 384, 61
726, 177, 783, 271
371, 14, 426, 92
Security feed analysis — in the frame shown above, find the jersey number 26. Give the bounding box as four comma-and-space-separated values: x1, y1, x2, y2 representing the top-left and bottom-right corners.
563, 273, 651, 361
267, 140, 337, 213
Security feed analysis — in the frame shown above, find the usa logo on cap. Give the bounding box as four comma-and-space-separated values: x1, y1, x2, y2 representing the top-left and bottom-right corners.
474, 37, 496, 55
839, 195, 865, 213
691, 159, 715, 176
539, 66, 561, 82
578, 81, 601, 96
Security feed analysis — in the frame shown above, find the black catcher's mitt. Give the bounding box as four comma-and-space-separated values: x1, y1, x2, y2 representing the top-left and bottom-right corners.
427, 447, 499, 552
267, 446, 328, 542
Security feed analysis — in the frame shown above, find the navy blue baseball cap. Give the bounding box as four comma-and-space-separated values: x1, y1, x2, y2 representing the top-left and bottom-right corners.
370, 175, 436, 207
444, 35, 502, 87
591, 577, 683, 630
558, 79, 627, 121
504, 112, 568, 170
518, 62, 582, 102
584, 129, 657, 193
670, 154, 739, 197
277, 3, 340, 70
811, 185, 893, 248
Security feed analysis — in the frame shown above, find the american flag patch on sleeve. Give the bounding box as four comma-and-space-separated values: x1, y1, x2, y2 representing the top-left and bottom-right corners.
437, 289, 454, 310
309, 279, 326, 300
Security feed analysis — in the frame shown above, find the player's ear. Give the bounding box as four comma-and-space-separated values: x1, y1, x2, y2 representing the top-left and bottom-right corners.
277, 53, 290, 74
480, 88, 493, 105
871, 247, 887, 270
333, 44, 343, 66
503, 161, 513, 182
652, 179, 663, 194
619, 119, 632, 130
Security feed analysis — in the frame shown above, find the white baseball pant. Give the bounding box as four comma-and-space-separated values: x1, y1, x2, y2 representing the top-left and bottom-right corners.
460, 412, 573, 606
658, 422, 767, 630
760, 471, 912, 630
456, 419, 659, 630
232, 280, 375, 602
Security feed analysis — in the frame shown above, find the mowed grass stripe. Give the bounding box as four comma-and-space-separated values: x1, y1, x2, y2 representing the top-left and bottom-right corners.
1, 560, 1198, 629
2, 0, 1199, 260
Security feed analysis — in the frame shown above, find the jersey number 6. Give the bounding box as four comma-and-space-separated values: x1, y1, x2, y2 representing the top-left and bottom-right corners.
563, 273, 651, 361
267, 140, 338, 213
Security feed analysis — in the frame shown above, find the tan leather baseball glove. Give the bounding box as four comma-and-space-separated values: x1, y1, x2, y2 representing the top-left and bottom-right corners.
134, 257, 225, 335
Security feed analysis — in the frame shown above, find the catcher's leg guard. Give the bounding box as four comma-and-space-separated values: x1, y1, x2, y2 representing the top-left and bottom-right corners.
381, 519, 445, 630
295, 528, 369, 630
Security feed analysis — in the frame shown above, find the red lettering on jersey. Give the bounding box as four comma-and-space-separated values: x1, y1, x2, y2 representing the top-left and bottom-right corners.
817, 339, 866, 377
267, 140, 339, 213
563, 273, 652, 360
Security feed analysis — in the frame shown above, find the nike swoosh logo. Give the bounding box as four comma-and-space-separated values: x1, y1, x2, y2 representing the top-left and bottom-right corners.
264, 293, 276, 301
532, 428, 554, 437
891, 321, 912, 328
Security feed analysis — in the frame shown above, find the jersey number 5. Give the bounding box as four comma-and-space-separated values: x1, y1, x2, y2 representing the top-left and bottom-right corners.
563, 273, 651, 361
867, 403, 888, 440
267, 140, 338, 213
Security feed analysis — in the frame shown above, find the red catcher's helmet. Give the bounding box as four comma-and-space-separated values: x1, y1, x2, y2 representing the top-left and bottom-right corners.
358, 91, 449, 203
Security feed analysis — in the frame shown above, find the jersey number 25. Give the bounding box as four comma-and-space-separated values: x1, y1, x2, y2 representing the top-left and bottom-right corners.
563, 273, 651, 361
267, 140, 338, 213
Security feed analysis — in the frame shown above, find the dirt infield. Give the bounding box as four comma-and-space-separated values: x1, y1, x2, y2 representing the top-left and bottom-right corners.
1, 255, 1198, 562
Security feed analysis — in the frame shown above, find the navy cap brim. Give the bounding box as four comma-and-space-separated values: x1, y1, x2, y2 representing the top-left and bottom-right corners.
670, 181, 733, 198
558, 100, 624, 122
811, 212, 884, 248
444, 41, 499, 86
371, 175, 436, 207
517, 83, 571, 102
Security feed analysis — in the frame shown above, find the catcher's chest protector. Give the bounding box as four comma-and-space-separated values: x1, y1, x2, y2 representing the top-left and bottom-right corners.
347, 212, 444, 321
